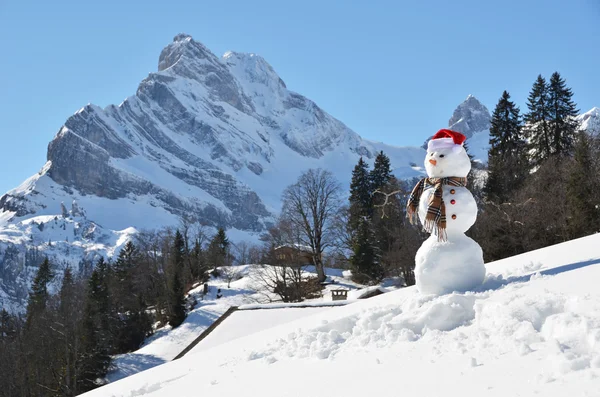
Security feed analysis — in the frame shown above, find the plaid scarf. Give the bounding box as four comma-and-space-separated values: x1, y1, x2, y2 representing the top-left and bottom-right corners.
406, 177, 468, 241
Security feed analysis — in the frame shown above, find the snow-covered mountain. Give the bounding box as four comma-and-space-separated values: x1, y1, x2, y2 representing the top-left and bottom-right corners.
449, 94, 492, 139
420, 95, 491, 164
447, 94, 491, 163
82, 233, 600, 397
577, 107, 600, 135
0, 34, 427, 312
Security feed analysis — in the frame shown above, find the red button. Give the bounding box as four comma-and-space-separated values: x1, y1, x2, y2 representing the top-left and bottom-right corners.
450, 199, 456, 205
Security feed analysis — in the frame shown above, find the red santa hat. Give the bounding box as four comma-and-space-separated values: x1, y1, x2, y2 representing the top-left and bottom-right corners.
427, 129, 466, 152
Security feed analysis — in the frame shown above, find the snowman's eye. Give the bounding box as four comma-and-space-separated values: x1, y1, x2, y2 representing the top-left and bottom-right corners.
440, 154, 445, 158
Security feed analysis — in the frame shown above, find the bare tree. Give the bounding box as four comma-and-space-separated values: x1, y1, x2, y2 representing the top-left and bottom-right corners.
233, 241, 250, 266
249, 219, 323, 302
281, 168, 342, 282
249, 264, 306, 303
330, 205, 354, 267
221, 266, 241, 288
248, 245, 262, 265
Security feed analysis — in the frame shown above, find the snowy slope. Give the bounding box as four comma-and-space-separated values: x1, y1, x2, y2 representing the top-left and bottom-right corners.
104, 265, 367, 383
83, 233, 600, 397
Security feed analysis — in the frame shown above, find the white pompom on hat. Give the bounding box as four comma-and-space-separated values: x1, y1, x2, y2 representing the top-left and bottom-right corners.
427, 129, 467, 153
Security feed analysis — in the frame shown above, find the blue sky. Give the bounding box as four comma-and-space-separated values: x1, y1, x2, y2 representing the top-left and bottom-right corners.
0, 0, 598, 195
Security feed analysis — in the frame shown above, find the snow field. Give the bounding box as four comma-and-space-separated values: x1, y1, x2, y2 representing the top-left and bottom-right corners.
84, 233, 600, 396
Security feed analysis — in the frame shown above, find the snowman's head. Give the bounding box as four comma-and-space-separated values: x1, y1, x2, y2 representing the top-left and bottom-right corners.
425, 130, 471, 178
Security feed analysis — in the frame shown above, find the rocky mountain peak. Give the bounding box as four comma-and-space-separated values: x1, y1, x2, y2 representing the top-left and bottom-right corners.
158, 33, 215, 72
448, 95, 491, 138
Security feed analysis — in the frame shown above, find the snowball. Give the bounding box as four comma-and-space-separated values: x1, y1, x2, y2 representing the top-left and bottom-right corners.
415, 234, 485, 295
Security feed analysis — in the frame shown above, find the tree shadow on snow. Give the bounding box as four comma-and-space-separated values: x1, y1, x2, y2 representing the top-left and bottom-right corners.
107, 353, 166, 382
478, 257, 600, 292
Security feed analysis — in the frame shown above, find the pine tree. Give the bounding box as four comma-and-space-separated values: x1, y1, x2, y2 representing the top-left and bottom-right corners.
190, 239, 209, 283
566, 132, 600, 239
112, 242, 151, 352
370, 151, 392, 192
348, 157, 380, 284
370, 151, 394, 282
0, 308, 15, 340
208, 228, 230, 269
168, 230, 187, 328
548, 72, 579, 157
22, 257, 56, 393
79, 258, 112, 392
349, 217, 382, 285
25, 257, 54, 327
485, 91, 528, 202
55, 267, 82, 396
524, 75, 552, 166
348, 157, 372, 230
215, 228, 229, 255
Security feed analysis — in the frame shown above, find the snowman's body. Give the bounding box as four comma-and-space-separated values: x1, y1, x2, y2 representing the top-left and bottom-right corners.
416, 185, 477, 235
412, 132, 486, 295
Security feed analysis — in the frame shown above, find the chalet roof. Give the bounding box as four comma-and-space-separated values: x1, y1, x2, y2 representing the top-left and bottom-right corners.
274, 243, 313, 253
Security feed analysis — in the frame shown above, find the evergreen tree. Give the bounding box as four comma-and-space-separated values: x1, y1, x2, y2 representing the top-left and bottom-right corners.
548, 72, 579, 157
349, 217, 382, 284
25, 257, 54, 327
370, 151, 392, 192
348, 157, 372, 230
0, 308, 15, 340
112, 242, 151, 352
172, 230, 186, 270
55, 267, 82, 396
190, 239, 209, 283
79, 258, 112, 392
208, 228, 230, 268
348, 157, 381, 284
168, 230, 187, 328
215, 228, 229, 255
485, 90, 528, 202
22, 257, 56, 393
566, 132, 600, 239
524, 75, 552, 166
370, 151, 395, 282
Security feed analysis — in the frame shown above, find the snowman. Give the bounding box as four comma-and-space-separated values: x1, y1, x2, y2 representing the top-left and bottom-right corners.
407, 129, 485, 295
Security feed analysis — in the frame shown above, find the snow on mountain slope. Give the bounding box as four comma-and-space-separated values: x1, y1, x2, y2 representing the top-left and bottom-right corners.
0, 34, 425, 312
83, 233, 600, 397
578, 107, 600, 136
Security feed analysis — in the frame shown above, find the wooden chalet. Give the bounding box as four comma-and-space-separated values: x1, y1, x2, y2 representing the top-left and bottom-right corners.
273, 244, 315, 267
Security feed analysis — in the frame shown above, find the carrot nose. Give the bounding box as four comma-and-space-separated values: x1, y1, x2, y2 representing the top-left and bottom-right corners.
429, 159, 437, 166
